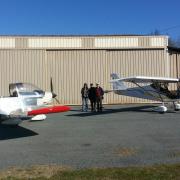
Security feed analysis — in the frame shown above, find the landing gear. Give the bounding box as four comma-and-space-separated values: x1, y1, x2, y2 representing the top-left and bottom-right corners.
154, 102, 167, 113
173, 102, 180, 111
30, 114, 46, 121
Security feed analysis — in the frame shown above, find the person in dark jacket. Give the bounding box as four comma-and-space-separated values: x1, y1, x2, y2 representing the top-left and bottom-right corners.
81, 83, 89, 111
88, 83, 96, 112
95, 83, 104, 112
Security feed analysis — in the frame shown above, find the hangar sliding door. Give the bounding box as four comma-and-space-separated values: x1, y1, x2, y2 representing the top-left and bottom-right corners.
46, 50, 109, 105
46, 49, 166, 105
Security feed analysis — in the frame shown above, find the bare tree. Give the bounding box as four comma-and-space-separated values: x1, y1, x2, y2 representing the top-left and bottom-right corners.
169, 37, 180, 48
150, 29, 161, 35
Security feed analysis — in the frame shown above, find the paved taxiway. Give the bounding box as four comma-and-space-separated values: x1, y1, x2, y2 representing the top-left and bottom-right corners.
0, 104, 180, 169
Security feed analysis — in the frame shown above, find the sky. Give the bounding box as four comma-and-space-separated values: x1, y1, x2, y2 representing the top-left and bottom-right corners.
0, 0, 179, 40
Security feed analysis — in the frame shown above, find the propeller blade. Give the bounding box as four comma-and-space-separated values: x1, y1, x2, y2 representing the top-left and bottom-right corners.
50, 77, 60, 104
50, 77, 53, 93
54, 97, 60, 104
52, 92, 57, 98
50, 77, 57, 97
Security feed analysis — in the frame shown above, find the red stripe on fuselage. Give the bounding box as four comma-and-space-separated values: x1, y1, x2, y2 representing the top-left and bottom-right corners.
28, 105, 71, 116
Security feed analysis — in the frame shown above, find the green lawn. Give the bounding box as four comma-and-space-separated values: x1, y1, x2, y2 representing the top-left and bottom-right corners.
0, 164, 180, 180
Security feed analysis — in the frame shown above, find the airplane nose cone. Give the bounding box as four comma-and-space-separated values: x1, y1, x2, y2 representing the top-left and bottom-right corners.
52, 92, 57, 98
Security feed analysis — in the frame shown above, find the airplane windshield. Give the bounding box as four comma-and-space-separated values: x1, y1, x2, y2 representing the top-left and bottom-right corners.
151, 82, 169, 91
9, 83, 44, 97
150, 82, 179, 99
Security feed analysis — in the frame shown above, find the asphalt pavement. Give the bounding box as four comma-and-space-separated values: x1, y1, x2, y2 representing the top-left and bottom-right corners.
0, 104, 180, 169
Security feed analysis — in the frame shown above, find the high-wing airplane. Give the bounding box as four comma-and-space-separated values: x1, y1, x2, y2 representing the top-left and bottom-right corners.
110, 73, 180, 113
0, 80, 70, 125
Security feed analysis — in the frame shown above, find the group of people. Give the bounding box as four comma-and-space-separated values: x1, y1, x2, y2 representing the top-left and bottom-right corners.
81, 83, 104, 112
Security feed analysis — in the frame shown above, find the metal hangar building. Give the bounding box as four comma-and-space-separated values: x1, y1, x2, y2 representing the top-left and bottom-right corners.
0, 35, 179, 104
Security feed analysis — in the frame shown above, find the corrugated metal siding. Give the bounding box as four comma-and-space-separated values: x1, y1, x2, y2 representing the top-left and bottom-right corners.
94, 38, 139, 48
47, 50, 108, 104
82, 37, 94, 49
28, 38, 82, 48
150, 37, 167, 47
0, 38, 15, 48
169, 53, 177, 78
0, 50, 49, 96
0, 35, 172, 105
46, 49, 166, 105
0, 36, 168, 49
106, 49, 166, 104
169, 52, 180, 90
15, 38, 28, 48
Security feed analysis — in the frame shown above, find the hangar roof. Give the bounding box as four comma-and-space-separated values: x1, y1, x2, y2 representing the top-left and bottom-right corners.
0, 34, 165, 37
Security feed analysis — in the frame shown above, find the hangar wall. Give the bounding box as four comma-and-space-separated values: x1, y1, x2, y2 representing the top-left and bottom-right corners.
47, 49, 166, 104
0, 35, 177, 105
169, 51, 180, 78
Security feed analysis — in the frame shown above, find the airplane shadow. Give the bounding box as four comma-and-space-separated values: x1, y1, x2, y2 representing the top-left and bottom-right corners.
0, 125, 38, 140
67, 105, 176, 117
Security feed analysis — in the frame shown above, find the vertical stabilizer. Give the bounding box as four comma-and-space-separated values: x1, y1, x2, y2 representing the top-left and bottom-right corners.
110, 73, 127, 90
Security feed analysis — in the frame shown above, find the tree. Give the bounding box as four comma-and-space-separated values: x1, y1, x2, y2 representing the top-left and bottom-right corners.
150, 29, 161, 36
168, 37, 180, 48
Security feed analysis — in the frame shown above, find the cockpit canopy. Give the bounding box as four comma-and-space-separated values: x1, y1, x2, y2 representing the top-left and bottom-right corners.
151, 82, 180, 99
9, 83, 45, 97
151, 82, 169, 91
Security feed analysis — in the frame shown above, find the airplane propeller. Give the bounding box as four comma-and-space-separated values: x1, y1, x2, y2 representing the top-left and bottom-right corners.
50, 77, 60, 104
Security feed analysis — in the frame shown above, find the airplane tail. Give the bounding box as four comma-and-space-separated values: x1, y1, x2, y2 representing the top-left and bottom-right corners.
110, 73, 127, 90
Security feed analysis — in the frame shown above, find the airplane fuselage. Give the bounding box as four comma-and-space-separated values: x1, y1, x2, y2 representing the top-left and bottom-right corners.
114, 85, 178, 102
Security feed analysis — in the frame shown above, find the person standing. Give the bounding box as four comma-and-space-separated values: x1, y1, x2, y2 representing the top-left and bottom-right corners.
88, 83, 96, 112
95, 83, 104, 112
81, 83, 89, 111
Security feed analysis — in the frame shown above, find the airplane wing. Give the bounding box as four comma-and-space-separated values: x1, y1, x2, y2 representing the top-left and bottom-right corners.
110, 76, 179, 83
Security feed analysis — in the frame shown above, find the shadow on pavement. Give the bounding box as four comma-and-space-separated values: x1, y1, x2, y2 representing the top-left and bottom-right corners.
0, 125, 38, 140
67, 105, 162, 117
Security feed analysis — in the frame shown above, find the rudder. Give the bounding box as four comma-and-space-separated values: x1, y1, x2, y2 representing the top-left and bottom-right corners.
110, 73, 127, 90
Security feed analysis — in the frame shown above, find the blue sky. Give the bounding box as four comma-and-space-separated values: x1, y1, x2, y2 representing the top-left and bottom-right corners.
0, 0, 179, 39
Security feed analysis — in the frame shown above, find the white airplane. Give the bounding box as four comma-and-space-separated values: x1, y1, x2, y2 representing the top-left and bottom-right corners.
0, 80, 70, 125
110, 73, 180, 113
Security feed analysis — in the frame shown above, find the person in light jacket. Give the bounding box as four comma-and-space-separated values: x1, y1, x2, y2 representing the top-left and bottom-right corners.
81, 83, 89, 111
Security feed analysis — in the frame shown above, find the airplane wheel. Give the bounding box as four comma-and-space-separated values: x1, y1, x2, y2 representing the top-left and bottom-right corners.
174, 104, 180, 111
154, 105, 167, 113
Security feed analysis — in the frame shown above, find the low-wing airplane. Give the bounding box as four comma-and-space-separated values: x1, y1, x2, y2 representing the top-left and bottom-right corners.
0, 80, 70, 125
110, 73, 180, 113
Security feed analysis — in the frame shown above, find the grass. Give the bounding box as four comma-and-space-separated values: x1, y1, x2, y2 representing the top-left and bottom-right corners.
0, 164, 180, 180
